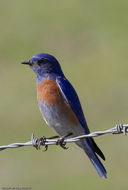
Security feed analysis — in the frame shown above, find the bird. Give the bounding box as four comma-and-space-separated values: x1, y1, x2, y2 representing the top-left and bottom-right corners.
21, 53, 107, 178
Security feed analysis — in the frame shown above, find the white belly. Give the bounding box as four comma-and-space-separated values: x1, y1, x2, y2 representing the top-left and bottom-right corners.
38, 101, 85, 137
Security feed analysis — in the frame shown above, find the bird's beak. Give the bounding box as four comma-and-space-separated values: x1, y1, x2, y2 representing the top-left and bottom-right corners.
21, 61, 30, 65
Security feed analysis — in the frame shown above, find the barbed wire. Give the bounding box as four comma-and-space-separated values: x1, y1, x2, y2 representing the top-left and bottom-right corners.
0, 124, 128, 151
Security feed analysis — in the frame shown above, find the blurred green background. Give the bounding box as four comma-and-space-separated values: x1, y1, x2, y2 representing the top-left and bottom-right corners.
0, 0, 128, 189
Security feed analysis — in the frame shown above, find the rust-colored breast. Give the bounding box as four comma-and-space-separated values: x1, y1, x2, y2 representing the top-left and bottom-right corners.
37, 79, 62, 105
37, 79, 79, 126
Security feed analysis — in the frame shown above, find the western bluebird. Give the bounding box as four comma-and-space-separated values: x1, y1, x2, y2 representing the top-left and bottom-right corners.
21, 53, 107, 178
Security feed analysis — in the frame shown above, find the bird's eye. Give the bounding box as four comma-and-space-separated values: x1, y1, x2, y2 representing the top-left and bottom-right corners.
37, 58, 46, 66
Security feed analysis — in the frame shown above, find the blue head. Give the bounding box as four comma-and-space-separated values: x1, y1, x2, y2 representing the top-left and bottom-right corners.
21, 53, 64, 83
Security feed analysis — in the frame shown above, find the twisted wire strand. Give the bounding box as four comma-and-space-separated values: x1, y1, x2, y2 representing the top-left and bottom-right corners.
0, 124, 128, 151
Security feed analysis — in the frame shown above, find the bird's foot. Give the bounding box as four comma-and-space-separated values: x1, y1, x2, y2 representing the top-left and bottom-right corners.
33, 133, 72, 150
34, 135, 59, 151
34, 136, 47, 151
56, 133, 73, 150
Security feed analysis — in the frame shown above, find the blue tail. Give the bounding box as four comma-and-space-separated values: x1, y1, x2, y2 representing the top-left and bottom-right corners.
82, 139, 107, 178
88, 153, 107, 178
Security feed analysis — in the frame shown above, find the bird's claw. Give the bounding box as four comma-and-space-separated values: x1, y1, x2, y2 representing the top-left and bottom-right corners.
34, 135, 59, 151
44, 144, 48, 151
34, 136, 47, 150
56, 133, 73, 150
33, 133, 72, 150
56, 138, 68, 149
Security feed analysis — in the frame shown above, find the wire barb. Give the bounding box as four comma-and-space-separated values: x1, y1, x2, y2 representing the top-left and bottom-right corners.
0, 124, 128, 151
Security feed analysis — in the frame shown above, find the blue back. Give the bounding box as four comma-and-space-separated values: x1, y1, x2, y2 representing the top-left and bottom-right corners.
56, 77, 90, 133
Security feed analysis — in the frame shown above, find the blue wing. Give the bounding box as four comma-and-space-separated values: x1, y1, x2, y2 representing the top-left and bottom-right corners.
56, 76, 89, 133
56, 76, 105, 161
